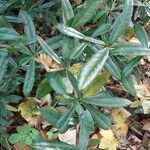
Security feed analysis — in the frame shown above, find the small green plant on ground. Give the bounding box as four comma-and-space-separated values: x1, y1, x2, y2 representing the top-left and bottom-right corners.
0, 0, 150, 150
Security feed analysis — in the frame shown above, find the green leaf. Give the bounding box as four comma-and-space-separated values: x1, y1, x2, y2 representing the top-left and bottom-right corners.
71, 0, 102, 28
84, 104, 111, 129
34, 141, 78, 150
41, 107, 62, 127
79, 110, 94, 150
62, 36, 74, 63
0, 28, 20, 40
104, 56, 121, 80
0, 0, 18, 14
57, 24, 104, 45
0, 49, 9, 81
92, 23, 112, 37
35, 78, 51, 99
61, 0, 74, 22
66, 70, 78, 94
9, 134, 22, 144
83, 70, 110, 97
134, 23, 148, 48
82, 96, 131, 108
110, 43, 150, 56
78, 48, 109, 90
69, 42, 88, 60
57, 106, 76, 133
19, 10, 36, 41
23, 59, 35, 97
122, 56, 141, 77
121, 75, 137, 96
47, 72, 67, 95
37, 35, 62, 64
109, 0, 133, 44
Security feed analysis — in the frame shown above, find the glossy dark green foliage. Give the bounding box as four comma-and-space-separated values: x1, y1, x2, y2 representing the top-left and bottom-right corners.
0, 0, 150, 149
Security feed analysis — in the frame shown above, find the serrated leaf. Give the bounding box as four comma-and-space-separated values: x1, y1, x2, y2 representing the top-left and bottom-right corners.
71, 0, 102, 28
83, 70, 110, 97
0, 49, 9, 81
85, 104, 111, 130
121, 75, 137, 96
82, 97, 131, 108
47, 72, 67, 95
66, 70, 79, 94
92, 23, 112, 37
23, 59, 35, 97
35, 78, 51, 99
69, 42, 88, 60
41, 107, 62, 127
104, 56, 121, 80
34, 141, 78, 150
19, 10, 36, 41
109, 0, 133, 44
37, 36, 62, 64
134, 23, 148, 48
0, 28, 20, 40
79, 110, 94, 150
122, 56, 141, 77
110, 43, 150, 56
57, 24, 104, 45
78, 48, 109, 90
57, 106, 76, 133
61, 0, 74, 22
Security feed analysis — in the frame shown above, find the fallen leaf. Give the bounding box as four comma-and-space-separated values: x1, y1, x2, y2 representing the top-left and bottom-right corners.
112, 108, 131, 138
18, 98, 41, 126
58, 128, 76, 146
142, 121, 150, 132
130, 100, 143, 108
99, 129, 118, 150
142, 100, 150, 114
68, 63, 82, 74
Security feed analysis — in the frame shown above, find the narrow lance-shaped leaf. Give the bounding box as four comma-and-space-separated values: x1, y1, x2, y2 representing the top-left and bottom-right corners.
0, 28, 20, 41
104, 56, 121, 80
110, 43, 150, 56
134, 23, 148, 48
37, 36, 62, 64
69, 42, 88, 60
82, 96, 131, 108
78, 48, 109, 90
121, 75, 137, 96
34, 141, 78, 150
61, 0, 74, 22
47, 72, 67, 95
122, 56, 141, 77
83, 70, 110, 97
35, 78, 51, 99
57, 106, 76, 133
109, 0, 133, 44
23, 59, 35, 97
92, 23, 112, 37
71, 0, 102, 28
79, 110, 94, 150
57, 24, 104, 45
19, 10, 36, 41
0, 49, 9, 81
84, 104, 111, 129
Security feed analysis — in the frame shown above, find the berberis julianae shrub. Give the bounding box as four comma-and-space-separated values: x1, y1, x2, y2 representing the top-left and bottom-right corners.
0, 0, 150, 149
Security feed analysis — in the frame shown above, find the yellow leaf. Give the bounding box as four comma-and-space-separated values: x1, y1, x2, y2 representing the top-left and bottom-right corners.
142, 100, 150, 114
83, 70, 110, 97
99, 129, 118, 150
111, 108, 130, 138
18, 98, 40, 125
68, 63, 82, 74
130, 100, 143, 108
